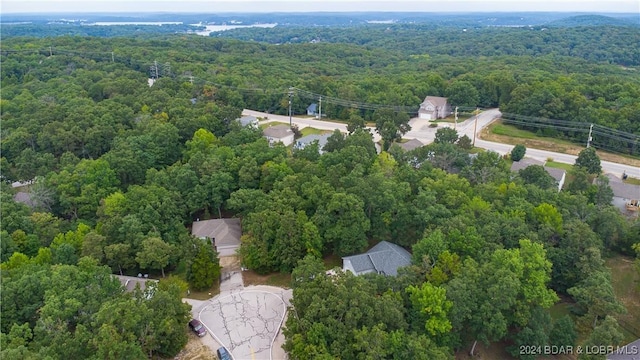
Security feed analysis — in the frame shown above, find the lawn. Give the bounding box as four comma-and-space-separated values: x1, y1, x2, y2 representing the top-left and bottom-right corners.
624, 177, 640, 186
545, 161, 574, 171
300, 127, 332, 137
491, 123, 541, 140
606, 255, 640, 342
259, 121, 289, 130
242, 270, 291, 289
482, 120, 640, 167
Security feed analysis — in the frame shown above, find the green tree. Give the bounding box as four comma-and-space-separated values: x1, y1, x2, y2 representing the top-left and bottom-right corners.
574, 147, 602, 174
510, 144, 526, 162
374, 108, 411, 151
580, 316, 624, 360
434, 127, 459, 144
446, 80, 480, 107
407, 282, 453, 336
313, 192, 370, 256
346, 113, 366, 134
136, 237, 175, 278
549, 315, 577, 349
188, 242, 221, 291
519, 165, 556, 190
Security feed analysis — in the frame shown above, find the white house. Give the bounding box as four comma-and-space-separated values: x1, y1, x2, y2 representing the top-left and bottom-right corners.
307, 103, 317, 116
263, 124, 295, 146
418, 96, 452, 120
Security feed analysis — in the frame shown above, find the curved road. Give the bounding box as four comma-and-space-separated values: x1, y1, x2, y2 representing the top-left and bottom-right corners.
243, 108, 640, 177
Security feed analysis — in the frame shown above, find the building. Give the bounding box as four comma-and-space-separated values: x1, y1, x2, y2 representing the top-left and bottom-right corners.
509, 158, 566, 192
307, 103, 317, 116
237, 115, 258, 128
191, 218, 242, 257
395, 138, 425, 152
113, 275, 158, 293
604, 173, 640, 215
418, 96, 452, 120
606, 338, 640, 360
263, 124, 295, 146
294, 133, 331, 153
342, 241, 412, 276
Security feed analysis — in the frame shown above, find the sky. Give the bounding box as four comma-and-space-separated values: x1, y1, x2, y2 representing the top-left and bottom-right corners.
2, 0, 639, 14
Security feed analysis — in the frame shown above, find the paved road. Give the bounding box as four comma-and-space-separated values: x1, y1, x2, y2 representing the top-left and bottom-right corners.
243, 108, 640, 177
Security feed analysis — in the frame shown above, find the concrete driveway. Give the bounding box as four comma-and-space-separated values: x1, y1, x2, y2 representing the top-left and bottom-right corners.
200, 287, 291, 360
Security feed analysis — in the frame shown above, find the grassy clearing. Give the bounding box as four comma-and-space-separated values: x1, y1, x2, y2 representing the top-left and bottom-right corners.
242, 270, 291, 289
606, 255, 640, 342
624, 177, 640, 186
259, 121, 289, 129
300, 127, 332, 137
185, 281, 221, 300
482, 120, 640, 167
545, 161, 574, 171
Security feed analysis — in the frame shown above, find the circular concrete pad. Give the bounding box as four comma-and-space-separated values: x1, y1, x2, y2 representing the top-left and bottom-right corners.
200, 290, 287, 360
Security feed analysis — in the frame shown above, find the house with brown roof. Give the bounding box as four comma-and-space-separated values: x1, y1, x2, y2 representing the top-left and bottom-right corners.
418, 96, 452, 120
263, 124, 295, 146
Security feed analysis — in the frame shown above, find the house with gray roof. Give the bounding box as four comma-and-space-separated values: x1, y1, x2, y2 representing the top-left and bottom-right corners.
603, 173, 640, 215
294, 133, 331, 153
396, 138, 425, 152
191, 218, 242, 257
510, 158, 566, 192
342, 241, 412, 276
263, 124, 295, 146
606, 338, 640, 360
237, 115, 258, 128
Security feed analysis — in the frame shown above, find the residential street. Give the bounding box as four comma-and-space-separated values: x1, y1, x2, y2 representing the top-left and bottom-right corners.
243, 108, 640, 178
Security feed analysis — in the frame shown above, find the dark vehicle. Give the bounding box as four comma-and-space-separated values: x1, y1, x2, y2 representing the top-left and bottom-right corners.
188, 319, 207, 337
217, 346, 232, 360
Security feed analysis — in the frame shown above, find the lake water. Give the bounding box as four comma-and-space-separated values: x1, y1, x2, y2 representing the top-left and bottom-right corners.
191, 23, 277, 36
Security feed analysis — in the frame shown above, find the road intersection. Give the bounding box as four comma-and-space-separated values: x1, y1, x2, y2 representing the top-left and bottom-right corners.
244, 108, 640, 178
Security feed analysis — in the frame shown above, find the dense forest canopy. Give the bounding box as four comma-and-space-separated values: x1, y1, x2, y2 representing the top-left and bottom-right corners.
1, 22, 640, 359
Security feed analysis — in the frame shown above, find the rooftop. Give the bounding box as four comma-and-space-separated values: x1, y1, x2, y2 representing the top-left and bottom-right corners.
343, 241, 412, 276
510, 158, 545, 172
191, 218, 242, 257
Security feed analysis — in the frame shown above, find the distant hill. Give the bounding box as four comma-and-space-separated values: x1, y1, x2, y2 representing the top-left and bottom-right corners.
546, 14, 640, 27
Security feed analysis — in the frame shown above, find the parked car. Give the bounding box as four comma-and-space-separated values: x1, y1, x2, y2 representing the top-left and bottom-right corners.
217, 346, 232, 360
188, 319, 207, 337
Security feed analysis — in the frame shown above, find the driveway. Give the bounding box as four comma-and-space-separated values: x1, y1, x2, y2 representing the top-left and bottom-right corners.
186, 255, 292, 360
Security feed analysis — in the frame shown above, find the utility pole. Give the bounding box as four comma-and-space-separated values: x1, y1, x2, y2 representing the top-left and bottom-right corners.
49, 46, 53, 57
154, 60, 159, 79
454, 106, 459, 129
288, 88, 294, 127
189, 75, 194, 85
318, 96, 322, 120
472, 107, 479, 146
587, 123, 594, 148
111, 52, 115, 63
